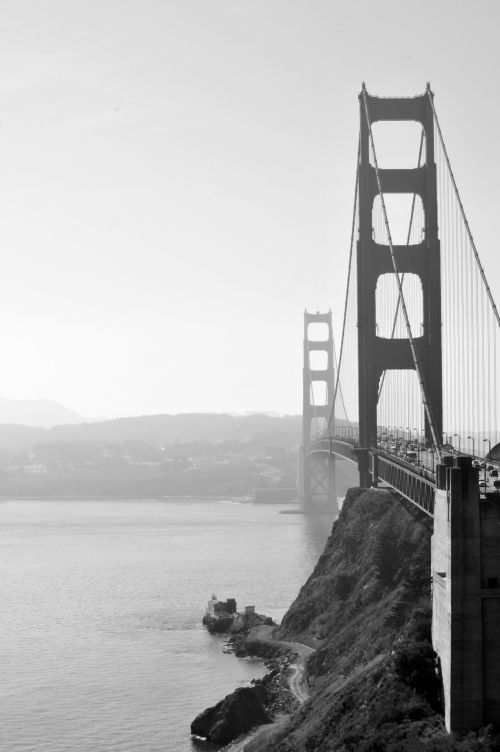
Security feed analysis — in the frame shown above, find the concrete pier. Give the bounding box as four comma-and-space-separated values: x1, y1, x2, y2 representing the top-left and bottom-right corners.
432, 455, 500, 731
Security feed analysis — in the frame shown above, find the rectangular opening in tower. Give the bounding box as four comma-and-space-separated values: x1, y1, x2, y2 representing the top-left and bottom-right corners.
307, 322, 329, 342
372, 193, 425, 246
376, 272, 423, 338
370, 121, 425, 169
377, 369, 424, 446
308, 350, 328, 370
310, 380, 328, 407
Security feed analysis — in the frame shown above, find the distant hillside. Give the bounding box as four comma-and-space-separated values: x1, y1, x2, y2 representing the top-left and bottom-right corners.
0, 412, 303, 450
0, 398, 85, 429
48, 413, 303, 445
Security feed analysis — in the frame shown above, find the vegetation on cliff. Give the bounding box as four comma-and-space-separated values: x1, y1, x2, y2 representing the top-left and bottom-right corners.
191, 685, 271, 745
258, 488, 500, 751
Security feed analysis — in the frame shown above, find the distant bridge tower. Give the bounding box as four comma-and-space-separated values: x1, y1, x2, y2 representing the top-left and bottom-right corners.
298, 310, 337, 514
357, 87, 443, 486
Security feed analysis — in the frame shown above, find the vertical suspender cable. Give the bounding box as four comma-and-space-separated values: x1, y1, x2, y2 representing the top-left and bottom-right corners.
429, 92, 500, 330
475, 262, 480, 441
488, 305, 492, 443
443, 145, 451, 440
466, 214, 474, 435
494, 319, 498, 445
449, 152, 458, 439
332, 336, 352, 429
328, 134, 360, 431
482, 287, 486, 441
458, 188, 465, 443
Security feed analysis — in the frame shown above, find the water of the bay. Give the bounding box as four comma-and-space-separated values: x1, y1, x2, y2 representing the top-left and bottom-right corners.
0, 498, 334, 752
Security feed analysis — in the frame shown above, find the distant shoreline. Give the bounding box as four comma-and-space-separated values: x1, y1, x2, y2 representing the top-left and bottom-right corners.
0, 495, 300, 503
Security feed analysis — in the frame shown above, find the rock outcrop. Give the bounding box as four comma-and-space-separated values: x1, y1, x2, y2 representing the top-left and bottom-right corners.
190, 685, 271, 745
257, 488, 500, 751
194, 487, 500, 751
202, 613, 234, 633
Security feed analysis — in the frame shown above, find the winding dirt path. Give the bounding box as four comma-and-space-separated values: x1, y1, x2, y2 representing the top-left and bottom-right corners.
274, 637, 315, 705
223, 634, 387, 751
288, 655, 311, 705
223, 627, 315, 751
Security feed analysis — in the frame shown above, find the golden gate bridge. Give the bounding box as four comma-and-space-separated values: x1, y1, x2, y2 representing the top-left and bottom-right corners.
299, 85, 500, 733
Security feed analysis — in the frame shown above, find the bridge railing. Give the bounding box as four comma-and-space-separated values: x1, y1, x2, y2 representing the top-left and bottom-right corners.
307, 433, 437, 516
309, 434, 358, 453
374, 453, 435, 517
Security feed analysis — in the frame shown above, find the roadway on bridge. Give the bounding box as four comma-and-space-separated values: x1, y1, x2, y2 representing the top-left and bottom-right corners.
377, 442, 500, 497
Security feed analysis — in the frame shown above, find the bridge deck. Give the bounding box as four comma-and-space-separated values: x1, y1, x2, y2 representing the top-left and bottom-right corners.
307, 435, 436, 516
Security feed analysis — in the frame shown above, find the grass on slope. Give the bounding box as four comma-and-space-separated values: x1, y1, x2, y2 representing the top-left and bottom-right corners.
262, 488, 500, 751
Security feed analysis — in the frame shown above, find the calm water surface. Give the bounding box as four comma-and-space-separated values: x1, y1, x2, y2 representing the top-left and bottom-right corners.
0, 499, 332, 752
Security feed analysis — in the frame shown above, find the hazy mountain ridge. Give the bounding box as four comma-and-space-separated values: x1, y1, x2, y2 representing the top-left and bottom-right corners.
0, 412, 302, 450
0, 413, 307, 498
0, 398, 85, 429
0, 413, 360, 499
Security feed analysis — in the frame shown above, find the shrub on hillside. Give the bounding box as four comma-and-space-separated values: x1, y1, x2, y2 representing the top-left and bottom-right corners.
333, 572, 354, 600
393, 606, 441, 712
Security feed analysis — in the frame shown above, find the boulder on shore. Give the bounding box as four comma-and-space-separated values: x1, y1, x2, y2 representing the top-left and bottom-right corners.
202, 613, 234, 633
190, 685, 271, 745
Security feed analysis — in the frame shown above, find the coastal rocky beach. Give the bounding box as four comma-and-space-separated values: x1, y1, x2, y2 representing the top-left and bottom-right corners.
194, 488, 500, 752
192, 621, 309, 747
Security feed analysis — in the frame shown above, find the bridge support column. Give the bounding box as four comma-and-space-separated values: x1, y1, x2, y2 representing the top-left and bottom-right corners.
297, 446, 305, 506
432, 455, 500, 731
328, 452, 338, 517
357, 88, 443, 484
354, 447, 370, 488
300, 310, 337, 515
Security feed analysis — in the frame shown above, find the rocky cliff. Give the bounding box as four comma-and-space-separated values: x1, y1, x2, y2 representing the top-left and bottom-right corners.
257, 487, 500, 751
191, 686, 271, 745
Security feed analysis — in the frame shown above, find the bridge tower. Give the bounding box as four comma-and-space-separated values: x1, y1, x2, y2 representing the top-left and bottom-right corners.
357, 87, 443, 486
299, 310, 337, 514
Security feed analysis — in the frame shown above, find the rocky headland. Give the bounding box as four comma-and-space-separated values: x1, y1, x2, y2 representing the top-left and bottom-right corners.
191, 685, 272, 745
193, 487, 500, 751
202, 595, 275, 635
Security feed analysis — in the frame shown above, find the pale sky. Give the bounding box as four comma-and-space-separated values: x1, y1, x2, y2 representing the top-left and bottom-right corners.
0, 0, 498, 418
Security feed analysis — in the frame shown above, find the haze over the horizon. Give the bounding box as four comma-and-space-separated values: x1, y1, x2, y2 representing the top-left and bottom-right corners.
0, 396, 302, 429
0, 0, 499, 419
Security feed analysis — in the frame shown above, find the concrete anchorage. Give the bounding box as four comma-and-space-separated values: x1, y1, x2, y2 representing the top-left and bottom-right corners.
299, 310, 337, 515
432, 456, 500, 731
